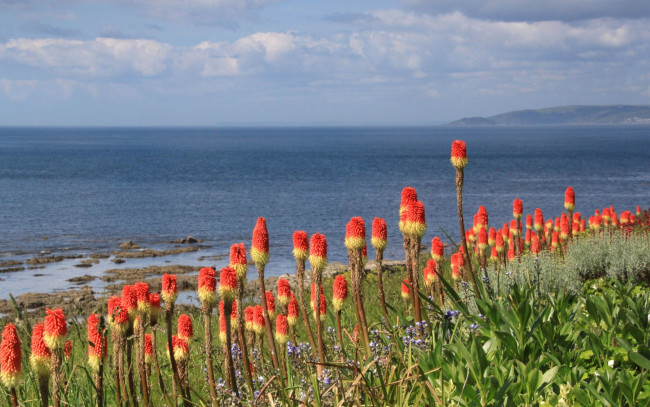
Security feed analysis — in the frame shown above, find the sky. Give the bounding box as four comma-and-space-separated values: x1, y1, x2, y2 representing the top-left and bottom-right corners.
1, 0, 649, 126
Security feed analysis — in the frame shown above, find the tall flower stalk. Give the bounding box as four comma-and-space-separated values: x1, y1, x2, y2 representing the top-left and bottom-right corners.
44, 308, 67, 407
30, 322, 51, 407
161, 273, 188, 405
308, 232, 328, 376
451, 140, 480, 298
332, 274, 348, 352
198, 266, 219, 406
345, 217, 371, 352
177, 314, 193, 399
371, 217, 389, 318
292, 230, 317, 349
251, 217, 280, 370
402, 201, 426, 322
565, 186, 575, 239
87, 314, 107, 407
219, 266, 239, 395
229, 242, 255, 398
134, 282, 151, 407
1, 323, 22, 407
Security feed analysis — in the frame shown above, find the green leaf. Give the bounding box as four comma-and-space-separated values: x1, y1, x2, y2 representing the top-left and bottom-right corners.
629, 351, 650, 370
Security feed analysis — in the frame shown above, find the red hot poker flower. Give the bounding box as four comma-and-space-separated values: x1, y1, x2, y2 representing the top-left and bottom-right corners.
287, 294, 299, 327
312, 294, 327, 321
275, 314, 289, 346
513, 199, 523, 219
371, 217, 387, 252
478, 227, 488, 250
30, 322, 51, 378
1, 323, 22, 388
229, 243, 248, 281
149, 293, 161, 325
564, 187, 575, 212
144, 334, 153, 365
277, 278, 291, 307
401, 279, 411, 299
134, 282, 151, 314
403, 200, 426, 238
292, 231, 309, 261
265, 291, 276, 319
219, 266, 238, 304
431, 236, 444, 261
526, 214, 533, 230
251, 217, 270, 266
244, 306, 255, 332
253, 305, 266, 334
534, 208, 544, 232
198, 267, 217, 306
308, 233, 328, 273
488, 227, 496, 246
161, 273, 178, 306
450, 140, 468, 169
171, 335, 188, 362
44, 307, 67, 350
121, 285, 137, 320
332, 274, 348, 312
87, 314, 106, 373
177, 314, 193, 341
399, 187, 418, 232
477, 206, 488, 228
345, 216, 366, 251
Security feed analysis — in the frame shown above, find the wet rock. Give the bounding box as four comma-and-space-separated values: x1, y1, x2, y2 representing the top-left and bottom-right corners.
26, 254, 82, 265
112, 258, 126, 264
112, 245, 203, 258
169, 236, 202, 244
0, 266, 25, 273
120, 240, 140, 250
90, 253, 111, 259
68, 275, 96, 284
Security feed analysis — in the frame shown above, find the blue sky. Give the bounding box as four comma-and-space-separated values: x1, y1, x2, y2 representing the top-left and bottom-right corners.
1, 0, 649, 126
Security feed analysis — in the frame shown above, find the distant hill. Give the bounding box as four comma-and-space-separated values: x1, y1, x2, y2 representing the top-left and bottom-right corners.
449, 105, 650, 125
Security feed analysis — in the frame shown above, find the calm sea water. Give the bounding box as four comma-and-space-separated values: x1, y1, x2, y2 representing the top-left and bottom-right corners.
0, 126, 648, 298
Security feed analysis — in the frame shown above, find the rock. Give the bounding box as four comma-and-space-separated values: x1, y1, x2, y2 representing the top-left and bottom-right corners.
90, 253, 110, 259
74, 263, 93, 268
68, 275, 96, 284
112, 258, 126, 264
169, 236, 202, 244
120, 240, 140, 250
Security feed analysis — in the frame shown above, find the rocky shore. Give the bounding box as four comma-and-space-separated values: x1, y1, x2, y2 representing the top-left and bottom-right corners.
0, 238, 406, 320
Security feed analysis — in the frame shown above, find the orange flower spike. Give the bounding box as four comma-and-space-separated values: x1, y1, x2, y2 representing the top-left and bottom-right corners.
198, 266, 218, 307
218, 266, 238, 304
602, 208, 611, 224
564, 186, 575, 212
345, 216, 366, 251
371, 217, 387, 252
277, 278, 291, 307
230, 300, 240, 330
44, 307, 67, 350
310, 283, 324, 309
526, 214, 533, 230
554, 217, 561, 233
551, 231, 559, 250
251, 217, 270, 266
265, 291, 276, 319
253, 305, 266, 334
149, 293, 161, 325
507, 247, 515, 260
513, 199, 523, 219
477, 206, 488, 229
229, 243, 248, 281
404, 201, 427, 238
580, 219, 586, 232
121, 285, 137, 321
560, 214, 570, 240
478, 227, 488, 251
171, 335, 188, 362
332, 274, 348, 312
308, 233, 328, 273
361, 243, 367, 266
401, 279, 411, 299
611, 211, 618, 227
134, 282, 151, 315
399, 187, 418, 232
424, 259, 437, 287
87, 313, 106, 373
1, 323, 22, 388
525, 229, 532, 249
161, 273, 178, 306
292, 231, 309, 261
108, 296, 128, 332
450, 140, 468, 169
275, 314, 290, 346
30, 322, 51, 378
488, 227, 496, 247
496, 232, 505, 253
431, 236, 444, 261
64, 341, 72, 358
144, 334, 153, 365
636, 205, 641, 217
177, 314, 193, 341
531, 233, 540, 255
472, 213, 479, 234
244, 307, 255, 332
218, 302, 227, 343
534, 208, 544, 232
287, 294, 299, 327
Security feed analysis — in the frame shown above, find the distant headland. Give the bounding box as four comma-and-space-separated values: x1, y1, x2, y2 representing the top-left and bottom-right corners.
449, 105, 650, 125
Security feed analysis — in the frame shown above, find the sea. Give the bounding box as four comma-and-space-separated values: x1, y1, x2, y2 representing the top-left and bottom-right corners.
0, 125, 648, 300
